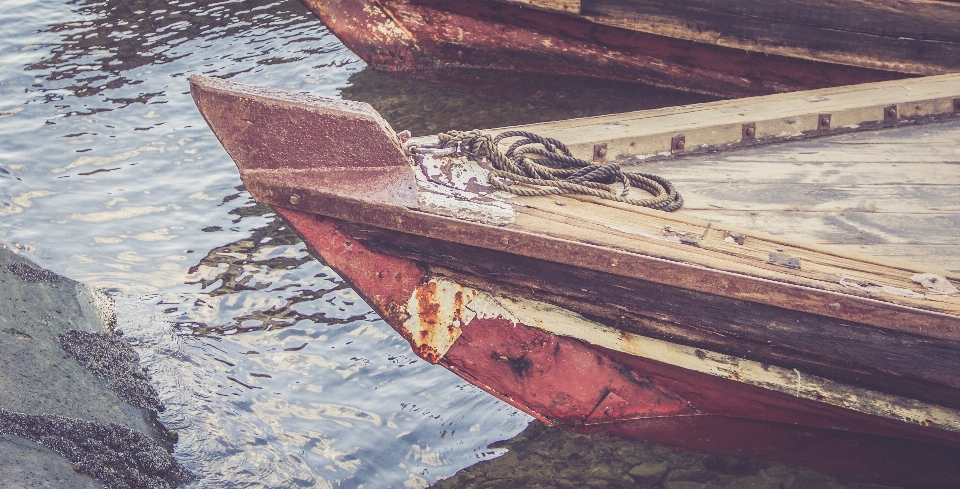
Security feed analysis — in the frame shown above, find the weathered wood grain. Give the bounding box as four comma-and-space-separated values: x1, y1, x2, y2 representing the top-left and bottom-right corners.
615, 118, 960, 271
665, 160, 960, 180
493, 0, 580, 14
578, 0, 960, 74
670, 211, 960, 245
499, 73, 960, 161
510, 193, 959, 294
674, 185, 959, 214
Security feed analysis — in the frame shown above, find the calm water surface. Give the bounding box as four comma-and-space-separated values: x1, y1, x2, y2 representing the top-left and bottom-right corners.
0, 0, 712, 487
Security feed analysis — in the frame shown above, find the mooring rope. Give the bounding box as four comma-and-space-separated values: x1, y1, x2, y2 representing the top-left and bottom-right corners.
435, 129, 683, 212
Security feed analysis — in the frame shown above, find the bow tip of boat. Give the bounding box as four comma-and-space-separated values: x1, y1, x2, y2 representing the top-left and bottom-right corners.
187, 75, 421, 210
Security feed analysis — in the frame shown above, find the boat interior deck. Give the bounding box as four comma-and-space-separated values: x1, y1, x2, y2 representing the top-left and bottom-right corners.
634, 118, 960, 273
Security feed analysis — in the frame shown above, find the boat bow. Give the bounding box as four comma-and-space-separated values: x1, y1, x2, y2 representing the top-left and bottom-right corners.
190, 73, 960, 484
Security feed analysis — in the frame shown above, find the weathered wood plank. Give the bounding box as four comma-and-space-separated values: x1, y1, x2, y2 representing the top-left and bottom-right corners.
604, 118, 960, 266
663, 160, 960, 179
667, 210, 960, 245
492, 0, 580, 15
512, 196, 960, 303
825, 245, 960, 274
673, 184, 960, 214
667, 208, 960, 272
579, 0, 960, 74
497, 73, 960, 161
660, 209, 960, 270
595, 0, 960, 42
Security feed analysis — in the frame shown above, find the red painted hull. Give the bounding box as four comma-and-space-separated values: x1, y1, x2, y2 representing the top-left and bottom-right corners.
278, 208, 960, 487
301, 0, 911, 97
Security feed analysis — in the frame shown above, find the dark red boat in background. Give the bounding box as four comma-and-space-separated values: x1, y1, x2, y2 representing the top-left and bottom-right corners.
301, 0, 960, 97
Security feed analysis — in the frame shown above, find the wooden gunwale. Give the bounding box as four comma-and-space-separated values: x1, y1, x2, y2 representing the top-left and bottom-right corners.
488, 72, 960, 163
448, 0, 960, 74
247, 182, 960, 336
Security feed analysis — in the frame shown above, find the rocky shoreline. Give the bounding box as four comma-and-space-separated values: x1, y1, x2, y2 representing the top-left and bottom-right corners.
0, 244, 192, 489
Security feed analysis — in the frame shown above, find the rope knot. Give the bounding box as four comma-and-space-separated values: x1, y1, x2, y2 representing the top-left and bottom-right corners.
433, 129, 683, 212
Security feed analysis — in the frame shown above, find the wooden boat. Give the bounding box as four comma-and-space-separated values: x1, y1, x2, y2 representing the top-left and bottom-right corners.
190, 73, 960, 486
301, 0, 960, 97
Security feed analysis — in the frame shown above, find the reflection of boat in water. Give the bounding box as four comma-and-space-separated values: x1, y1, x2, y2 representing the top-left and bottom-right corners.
191, 72, 960, 486
301, 0, 960, 97
338, 67, 716, 136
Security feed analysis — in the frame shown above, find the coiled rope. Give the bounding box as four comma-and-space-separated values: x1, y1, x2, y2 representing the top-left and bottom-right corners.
435, 130, 683, 212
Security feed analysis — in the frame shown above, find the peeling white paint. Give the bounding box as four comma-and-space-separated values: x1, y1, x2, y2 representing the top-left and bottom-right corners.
408, 137, 516, 225
840, 275, 925, 299
419, 152, 496, 194
912, 273, 959, 296
416, 183, 515, 225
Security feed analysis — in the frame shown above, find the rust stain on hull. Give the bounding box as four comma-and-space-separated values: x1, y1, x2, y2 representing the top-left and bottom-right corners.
403, 279, 478, 363
273, 209, 474, 364
274, 208, 425, 324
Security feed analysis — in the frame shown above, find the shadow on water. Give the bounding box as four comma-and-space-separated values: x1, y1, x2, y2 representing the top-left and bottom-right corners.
175, 189, 367, 336
340, 68, 717, 136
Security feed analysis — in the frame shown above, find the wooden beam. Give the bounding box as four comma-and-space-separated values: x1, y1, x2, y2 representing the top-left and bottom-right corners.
491, 0, 580, 15
493, 73, 960, 161
578, 0, 960, 75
